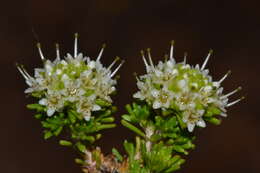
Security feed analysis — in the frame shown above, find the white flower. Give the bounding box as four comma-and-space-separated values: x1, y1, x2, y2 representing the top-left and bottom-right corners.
134, 42, 243, 132
38, 90, 64, 116
18, 33, 124, 119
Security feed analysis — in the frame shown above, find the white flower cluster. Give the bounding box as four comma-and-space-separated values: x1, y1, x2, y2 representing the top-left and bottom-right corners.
134, 42, 243, 132
18, 34, 123, 120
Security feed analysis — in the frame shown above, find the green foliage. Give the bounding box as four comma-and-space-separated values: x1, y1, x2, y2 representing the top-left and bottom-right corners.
123, 139, 185, 173
141, 142, 185, 173
27, 103, 116, 153
122, 102, 196, 172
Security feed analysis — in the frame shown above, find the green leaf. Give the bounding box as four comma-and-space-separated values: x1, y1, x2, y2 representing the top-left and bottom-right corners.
27, 104, 45, 112
44, 131, 52, 139
68, 111, 76, 123
205, 117, 221, 125
112, 148, 123, 162
34, 114, 42, 119
76, 142, 86, 153
97, 124, 116, 131
121, 120, 146, 138
82, 136, 95, 143
95, 99, 111, 107
59, 140, 72, 146
205, 106, 222, 117
111, 106, 117, 113
54, 126, 63, 136
176, 114, 186, 129
123, 140, 135, 161
75, 158, 85, 165
122, 114, 132, 122
173, 145, 188, 155
100, 117, 114, 123
125, 104, 134, 115
96, 134, 102, 140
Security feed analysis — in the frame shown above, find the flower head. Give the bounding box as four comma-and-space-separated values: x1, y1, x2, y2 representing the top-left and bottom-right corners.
18, 33, 123, 120
134, 41, 243, 132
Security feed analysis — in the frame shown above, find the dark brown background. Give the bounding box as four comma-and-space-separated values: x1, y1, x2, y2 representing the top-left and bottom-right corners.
1, 0, 259, 172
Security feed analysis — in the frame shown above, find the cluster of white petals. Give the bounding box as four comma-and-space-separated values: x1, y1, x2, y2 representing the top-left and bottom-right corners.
134, 43, 243, 132
18, 34, 123, 120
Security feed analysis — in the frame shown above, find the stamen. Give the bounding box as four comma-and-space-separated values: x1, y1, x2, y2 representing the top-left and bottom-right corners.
221, 86, 242, 99
227, 96, 245, 107
183, 52, 188, 64
108, 56, 120, 70
36, 43, 45, 60
74, 33, 79, 57
55, 43, 60, 60
219, 70, 231, 83
141, 50, 149, 71
96, 43, 106, 62
170, 40, 175, 61
17, 66, 28, 80
110, 60, 125, 77
147, 48, 154, 68
16, 64, 31, 80
21, 65, 32, 78
201, 49, 213, 70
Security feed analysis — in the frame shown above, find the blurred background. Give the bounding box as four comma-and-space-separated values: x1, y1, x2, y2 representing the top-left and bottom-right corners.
1, 0, 259, 172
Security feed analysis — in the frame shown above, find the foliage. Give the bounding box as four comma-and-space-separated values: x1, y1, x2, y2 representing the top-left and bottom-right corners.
27, 103, 116, 153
